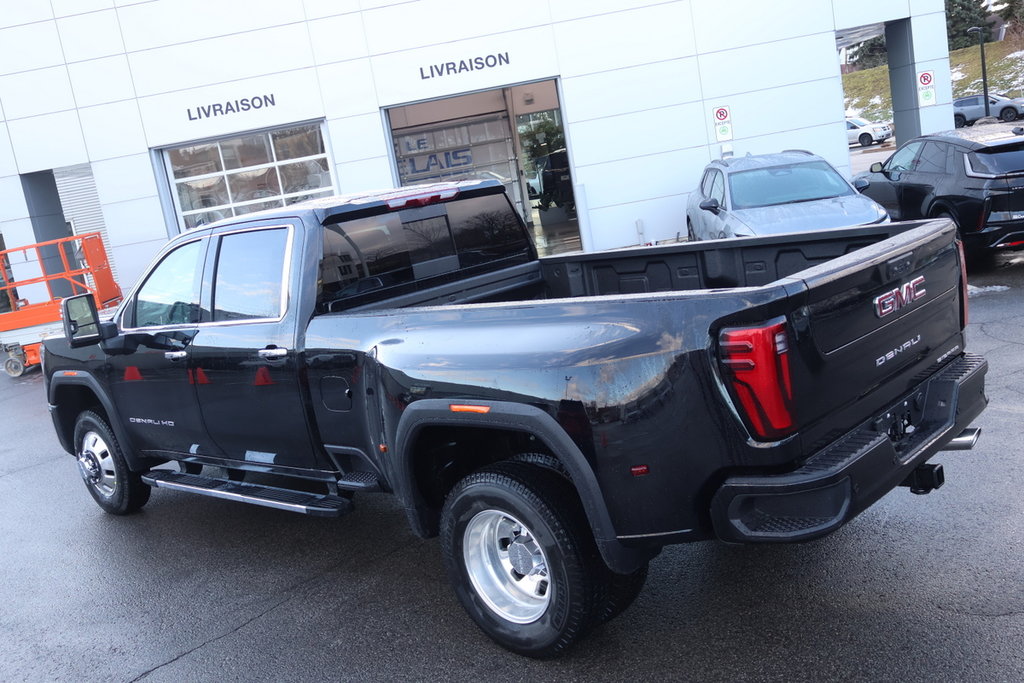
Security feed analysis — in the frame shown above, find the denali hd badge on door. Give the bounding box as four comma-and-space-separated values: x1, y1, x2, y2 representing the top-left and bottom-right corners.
874, 276, 926, 318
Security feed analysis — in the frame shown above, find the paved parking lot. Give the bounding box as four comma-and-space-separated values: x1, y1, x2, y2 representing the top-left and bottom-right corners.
1, 256, 1022, 682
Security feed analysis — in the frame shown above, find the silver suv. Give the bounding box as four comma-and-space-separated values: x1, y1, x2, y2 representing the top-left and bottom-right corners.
954, 94, 1024, 127
686, 150, 889, 241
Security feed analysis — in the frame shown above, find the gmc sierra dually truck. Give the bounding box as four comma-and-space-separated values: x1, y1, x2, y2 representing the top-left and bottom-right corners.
45, 180, 987, 657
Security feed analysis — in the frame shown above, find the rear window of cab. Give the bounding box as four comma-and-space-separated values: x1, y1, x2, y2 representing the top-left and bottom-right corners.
317, 193, 531, 311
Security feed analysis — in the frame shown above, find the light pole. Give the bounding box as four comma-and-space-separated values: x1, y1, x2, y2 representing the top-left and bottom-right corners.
967, 26, 990, 117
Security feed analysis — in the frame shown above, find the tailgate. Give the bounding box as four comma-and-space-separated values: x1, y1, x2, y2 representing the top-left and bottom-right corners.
717, 219, 965, 445
795, 219, 962, 429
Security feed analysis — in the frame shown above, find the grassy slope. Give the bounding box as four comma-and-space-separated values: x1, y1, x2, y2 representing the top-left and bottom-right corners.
843, 34, 1024, 122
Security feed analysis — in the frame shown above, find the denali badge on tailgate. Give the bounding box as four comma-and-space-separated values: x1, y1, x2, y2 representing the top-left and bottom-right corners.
874, 276, 926, 318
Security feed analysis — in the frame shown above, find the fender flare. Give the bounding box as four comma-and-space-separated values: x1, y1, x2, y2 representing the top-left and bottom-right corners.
48, 372, 148, 471
392, 399, 653, 573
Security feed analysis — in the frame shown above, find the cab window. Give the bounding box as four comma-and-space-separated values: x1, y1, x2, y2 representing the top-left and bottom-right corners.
886, 142, 924, 172
132, 240, 205, 328
709, 170, 726, 205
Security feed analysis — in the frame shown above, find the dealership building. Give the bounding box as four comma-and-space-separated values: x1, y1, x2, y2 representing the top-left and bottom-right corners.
0, 0, 954, 294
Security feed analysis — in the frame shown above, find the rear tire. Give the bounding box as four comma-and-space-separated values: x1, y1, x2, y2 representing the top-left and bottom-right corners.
859, 133, 873, 147
74, 411, 150, 515
1000, 108, 1018, 122
954, 114, 966, 128
440, 461, 604, 658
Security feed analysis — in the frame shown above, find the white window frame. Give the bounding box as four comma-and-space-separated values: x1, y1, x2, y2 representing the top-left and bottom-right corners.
161, 120, 336, 231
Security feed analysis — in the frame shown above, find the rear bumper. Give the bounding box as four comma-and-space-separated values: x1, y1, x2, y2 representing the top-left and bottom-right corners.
710, 353, 987, 543
963, 221, 1024, 252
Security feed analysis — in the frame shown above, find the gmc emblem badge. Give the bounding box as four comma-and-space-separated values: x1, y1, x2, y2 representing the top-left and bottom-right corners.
874, 276, 926, 318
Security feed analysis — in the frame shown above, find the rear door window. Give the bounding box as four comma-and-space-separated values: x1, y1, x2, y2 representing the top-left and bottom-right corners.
211, 228, 289, 322
915, 142, 949, 174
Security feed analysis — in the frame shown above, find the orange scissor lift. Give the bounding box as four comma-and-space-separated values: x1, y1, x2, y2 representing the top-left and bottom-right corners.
1, 232, 123, 378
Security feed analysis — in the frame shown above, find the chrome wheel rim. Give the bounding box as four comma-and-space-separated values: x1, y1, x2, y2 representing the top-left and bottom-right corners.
463, 509, 551, 624
77, 430, 117, 498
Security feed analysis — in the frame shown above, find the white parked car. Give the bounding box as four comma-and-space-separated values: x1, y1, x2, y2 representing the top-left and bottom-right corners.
847, 117, 893, 147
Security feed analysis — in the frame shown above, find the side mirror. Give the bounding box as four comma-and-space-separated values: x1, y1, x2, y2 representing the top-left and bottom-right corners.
853, 177, 870, 192
870, 162, 884, 173
699, 198, 722, 215
62, 294, 117, 348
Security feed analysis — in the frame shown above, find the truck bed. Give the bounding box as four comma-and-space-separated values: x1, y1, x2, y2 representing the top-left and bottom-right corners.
337, 222, 925, 312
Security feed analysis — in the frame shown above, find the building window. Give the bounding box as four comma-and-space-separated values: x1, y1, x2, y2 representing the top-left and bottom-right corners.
164, 123, 334, 230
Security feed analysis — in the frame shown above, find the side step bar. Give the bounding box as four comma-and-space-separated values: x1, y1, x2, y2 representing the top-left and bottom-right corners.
142, 470, 354, 517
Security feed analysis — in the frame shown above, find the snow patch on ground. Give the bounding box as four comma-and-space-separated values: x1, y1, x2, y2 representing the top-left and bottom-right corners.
968, 284, 1010, 297
869, 95, 882, 105
951, 67, 965, 82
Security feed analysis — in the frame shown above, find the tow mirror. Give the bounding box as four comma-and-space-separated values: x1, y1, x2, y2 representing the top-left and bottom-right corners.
870, 162, 884, 173
699, 198, 722, 215
62, 294, 117, 348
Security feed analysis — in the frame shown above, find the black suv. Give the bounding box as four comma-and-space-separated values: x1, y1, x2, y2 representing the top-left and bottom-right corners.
854, 124, 1024, 256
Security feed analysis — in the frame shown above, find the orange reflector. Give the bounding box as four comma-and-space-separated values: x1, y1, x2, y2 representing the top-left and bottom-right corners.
449, 404, 491, 414
630, 464, 650, 477
62, 371, 79, 377
378, 444, 388, 453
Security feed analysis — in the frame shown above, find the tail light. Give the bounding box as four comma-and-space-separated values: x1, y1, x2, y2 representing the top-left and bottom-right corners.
975, 197, 992, 232
956, 239, 969, 328
718, 318, 795, 441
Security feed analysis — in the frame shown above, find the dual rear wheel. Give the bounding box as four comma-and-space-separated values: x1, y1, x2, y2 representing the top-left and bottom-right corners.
440, 460, 647, 658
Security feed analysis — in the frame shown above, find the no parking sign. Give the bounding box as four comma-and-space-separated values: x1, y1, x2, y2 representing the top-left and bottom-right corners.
712, 105, 733, 142
917, 71, 936, 107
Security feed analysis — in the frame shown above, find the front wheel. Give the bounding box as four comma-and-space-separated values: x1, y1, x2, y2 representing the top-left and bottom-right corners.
74, 411, 150, 515
4, 356, 25, 378
440, 462, 604, 658
1000, 108, 1019, 122
859, 133, 873, 147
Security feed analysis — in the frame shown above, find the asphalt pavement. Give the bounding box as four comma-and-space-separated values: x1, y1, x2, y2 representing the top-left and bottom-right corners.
1, 256, 1022, 681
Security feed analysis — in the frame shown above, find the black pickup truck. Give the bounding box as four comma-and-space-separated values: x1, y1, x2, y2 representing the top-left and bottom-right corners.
45, 180, 987, 657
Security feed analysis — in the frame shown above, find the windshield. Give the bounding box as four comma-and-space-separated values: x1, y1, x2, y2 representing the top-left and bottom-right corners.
849, 117, 870, 127
970, 143, 1024, 175
728, 160, 855, 210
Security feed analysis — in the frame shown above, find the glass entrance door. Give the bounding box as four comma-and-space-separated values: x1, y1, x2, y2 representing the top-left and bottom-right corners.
392, 113, 524, 216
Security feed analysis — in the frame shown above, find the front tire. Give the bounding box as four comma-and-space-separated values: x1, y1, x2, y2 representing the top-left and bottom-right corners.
859, 133, 873, 147
440, 462, 604, 658
4, 356, 25, 378
74, 411, 150, 515
1000, 108, 1018, 122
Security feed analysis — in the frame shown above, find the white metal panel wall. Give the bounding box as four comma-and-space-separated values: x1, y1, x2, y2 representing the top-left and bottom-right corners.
0, 0, 953, 263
